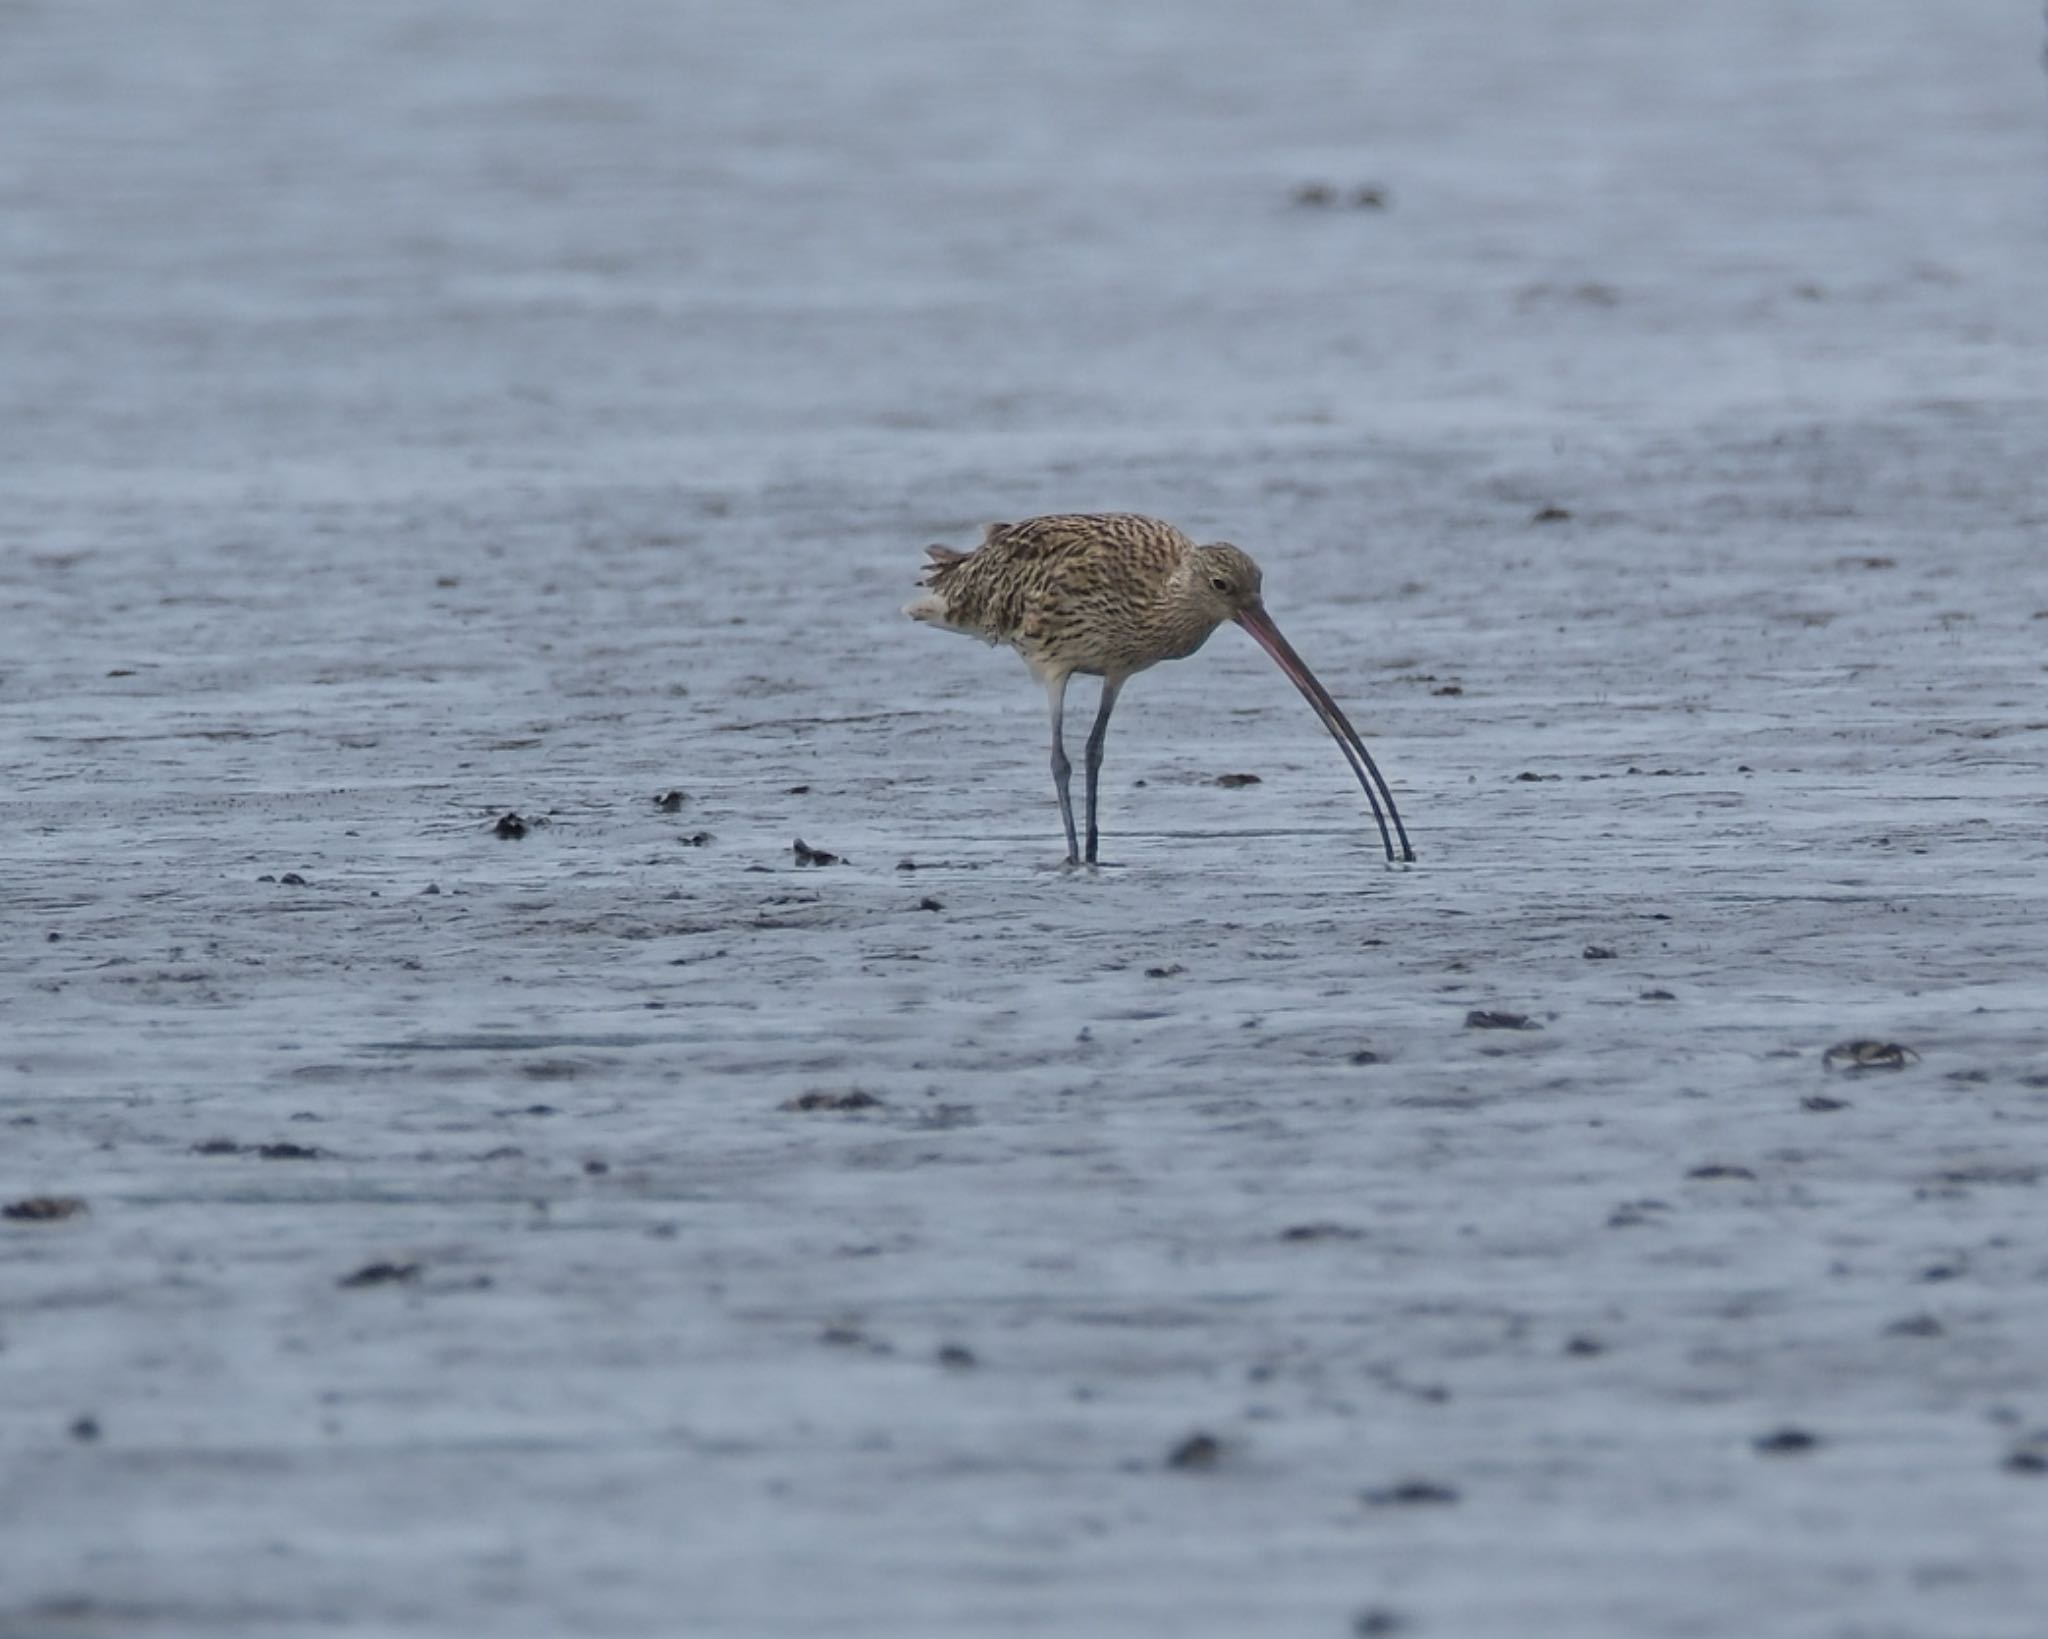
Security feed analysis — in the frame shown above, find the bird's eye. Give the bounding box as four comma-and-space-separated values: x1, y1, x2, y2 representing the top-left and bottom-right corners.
1209, 576, 1231, 593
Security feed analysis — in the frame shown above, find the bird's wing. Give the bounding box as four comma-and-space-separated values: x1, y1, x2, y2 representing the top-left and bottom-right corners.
983, 514, 1190, 564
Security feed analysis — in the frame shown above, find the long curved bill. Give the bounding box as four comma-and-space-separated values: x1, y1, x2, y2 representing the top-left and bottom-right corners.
1233, 603, 1416, 864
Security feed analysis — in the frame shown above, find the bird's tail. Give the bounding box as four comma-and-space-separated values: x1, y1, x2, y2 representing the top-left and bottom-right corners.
919, 544, 966, 587
905, 545, 968, 625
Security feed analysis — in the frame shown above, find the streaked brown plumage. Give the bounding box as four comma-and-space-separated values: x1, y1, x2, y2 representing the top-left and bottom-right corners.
906, 513, 1414, 867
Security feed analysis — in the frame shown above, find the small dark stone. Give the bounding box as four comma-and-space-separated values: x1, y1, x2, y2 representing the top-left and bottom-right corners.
1514, 770, 1560, 782
1564, 1335, 1606, 1357
1349, 1049, 1381, 1065
896, 859, 919, 871
781, 1091, 883, 1112
1583, 945, 1616, 960
1687, 1164, 1756, 1180
817, 1325, 867, 1347
1353, 1609, 1408, 1637
1465, 1009, 1540, 1031
1292, 182, 1336, 207
786, 784, 811, 795
69, 1416, 100, 1442
255, 1143, 324, 1160
918, 896, 944, 911
1884, 1314, 1944, 1338
3, 1196, 88, 1221
654, 790, 687, 811
1802, 1095, 1849, 1112
679, 831, 712, 846
1166, 1432, 1222, 1470
1352, 185, 1389, 209
1754, 1428, 1821, 1455
1431, 683, 1463, 696
2003, 1449, 2048, 1474
1531, 505, 1574, 523
1919, 1263, 1962, 1282
339, 1261, 420, 1289
278, 872, 308, 886
1361, 1479, 1459, 1506
1280, 1222, 1365, 1242
1144, 964, 1185, 978
494, 813, 528, 840
583, 1159, 609, 1176
936, 1344, 978, 1370
1214, 772, 1262, 788
420, 882, 441, 895
191, 1139, 243, 1155
46, 931, 60, 942
1821, 1039, 1918, 1071
792, 838, 841, 866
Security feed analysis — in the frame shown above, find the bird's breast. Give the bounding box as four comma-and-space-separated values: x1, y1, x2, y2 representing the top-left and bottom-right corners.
1158, 622, 1218, 662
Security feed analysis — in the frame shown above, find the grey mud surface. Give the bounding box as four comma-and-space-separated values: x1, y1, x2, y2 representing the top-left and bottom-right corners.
5, 3, 2048, 1635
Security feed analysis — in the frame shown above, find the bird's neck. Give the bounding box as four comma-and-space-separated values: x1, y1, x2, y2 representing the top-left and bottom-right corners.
1153, 585, 1225, 660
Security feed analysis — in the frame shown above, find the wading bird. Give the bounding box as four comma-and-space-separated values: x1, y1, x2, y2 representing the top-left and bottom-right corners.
905, 513, 1414, 867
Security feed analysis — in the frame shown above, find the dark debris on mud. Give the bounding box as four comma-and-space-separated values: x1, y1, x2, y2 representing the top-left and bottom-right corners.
338, 1261, 420, 1289
1822, 1040, 1919, 1071
1360, 1479, 1460, 1507
4, 1196, 88, 1221
1466, 1009, 1542, 1031
192, 1140, 327, 1160
781, 1091, 884, 1112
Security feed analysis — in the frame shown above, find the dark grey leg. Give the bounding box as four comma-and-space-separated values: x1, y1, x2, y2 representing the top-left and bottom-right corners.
1046, 673, 1079, 865
1082, 675, 1125, 865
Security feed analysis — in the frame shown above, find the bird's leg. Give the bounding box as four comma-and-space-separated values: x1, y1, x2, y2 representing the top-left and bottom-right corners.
1082, 675, 1125, 866
1046, 672, 1080, 866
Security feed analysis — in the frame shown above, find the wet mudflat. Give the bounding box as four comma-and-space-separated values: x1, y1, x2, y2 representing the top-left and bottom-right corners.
5, 3, 2048, 1635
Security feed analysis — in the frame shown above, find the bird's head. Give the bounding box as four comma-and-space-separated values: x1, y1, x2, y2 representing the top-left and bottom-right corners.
1188, 543, 1266, 621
